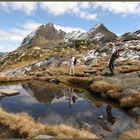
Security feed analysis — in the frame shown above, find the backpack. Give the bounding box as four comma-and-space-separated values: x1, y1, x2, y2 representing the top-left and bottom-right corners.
113, 49, 120, 58
74, 58, 77, 65
115, 49, 119, 58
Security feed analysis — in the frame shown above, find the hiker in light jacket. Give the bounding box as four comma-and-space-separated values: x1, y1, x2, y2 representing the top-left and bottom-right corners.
108, 42, 119, 76
69, 56, 75, 76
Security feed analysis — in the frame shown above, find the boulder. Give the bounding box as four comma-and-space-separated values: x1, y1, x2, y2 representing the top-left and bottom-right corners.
0, 89, 20, 96
34, 135, 54, 139
129, 107, 140, 117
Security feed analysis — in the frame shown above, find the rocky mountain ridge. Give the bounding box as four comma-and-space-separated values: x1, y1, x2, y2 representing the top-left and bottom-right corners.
21, 22, 66, 48
21, 23, 117, 49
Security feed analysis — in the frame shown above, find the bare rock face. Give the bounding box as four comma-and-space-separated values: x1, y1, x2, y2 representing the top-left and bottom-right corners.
21, 22, 66, 48
86, 24, 117, 45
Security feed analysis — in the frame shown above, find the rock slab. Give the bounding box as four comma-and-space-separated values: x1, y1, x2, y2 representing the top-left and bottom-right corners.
0, 89, 20, 96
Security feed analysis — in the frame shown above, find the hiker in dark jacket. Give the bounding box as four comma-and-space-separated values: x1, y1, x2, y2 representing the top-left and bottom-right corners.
108, 42, 119, 76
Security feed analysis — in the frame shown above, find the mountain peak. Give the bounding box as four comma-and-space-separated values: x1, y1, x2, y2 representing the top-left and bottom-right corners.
46, 22, 54, 27
88, 23, 117, 44
94, 23, 104, 29
21, 22, 65, 48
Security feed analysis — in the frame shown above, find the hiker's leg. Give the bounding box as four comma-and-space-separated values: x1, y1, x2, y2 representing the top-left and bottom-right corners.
73, 65, 75, 75
71, 65, 74, 75
109, 58, 114, 74
109, 57, 115, 74
69, 66, 70, 75
111, 57, 116, 74
69, 66, 72, 75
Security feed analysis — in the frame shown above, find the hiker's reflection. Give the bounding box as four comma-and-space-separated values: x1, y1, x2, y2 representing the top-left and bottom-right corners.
106, 105, 116, 125
67, 88, 78, 107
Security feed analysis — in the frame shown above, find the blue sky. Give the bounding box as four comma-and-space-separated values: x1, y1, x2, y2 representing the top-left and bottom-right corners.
0, 2, 140, 52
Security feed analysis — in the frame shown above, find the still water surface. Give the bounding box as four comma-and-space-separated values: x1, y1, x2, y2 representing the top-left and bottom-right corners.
0, 81, 136, 137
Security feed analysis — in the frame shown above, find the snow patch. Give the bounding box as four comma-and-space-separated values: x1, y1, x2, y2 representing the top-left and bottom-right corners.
64, 30, 84, 42
93, 33, 104, 41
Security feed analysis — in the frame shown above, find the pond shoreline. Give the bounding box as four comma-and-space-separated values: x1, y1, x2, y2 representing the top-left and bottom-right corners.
0, 72, 140, 111
0, 78, 139, 138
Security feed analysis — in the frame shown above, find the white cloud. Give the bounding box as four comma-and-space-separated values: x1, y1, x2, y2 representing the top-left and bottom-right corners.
92, 2, 140, 15
0, 44, 18, 52
21, 20, 42, 31
0, 29, 23, 41
39, 2, 97, 21
79, 2, 91, 9
39, 2, 140, 20
0, 2, 9, 12
11, 2, 37, 15
78, 11, 97, 21
0, 2, 37, 15
39, 2, 78, 16
1, 2, 139, 20
0, 2, 140, 19
0, 45, 8, 51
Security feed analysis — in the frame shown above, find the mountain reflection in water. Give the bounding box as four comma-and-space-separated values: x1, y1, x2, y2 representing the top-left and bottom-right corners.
0, 81, 136, 137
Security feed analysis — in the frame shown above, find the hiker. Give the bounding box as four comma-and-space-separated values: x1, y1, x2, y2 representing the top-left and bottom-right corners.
108, 42, 119, 76
69, 55, 76, 76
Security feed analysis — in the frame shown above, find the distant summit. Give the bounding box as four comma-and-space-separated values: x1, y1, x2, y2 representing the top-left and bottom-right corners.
86, 23, 117, 44
21, 22, 66, 48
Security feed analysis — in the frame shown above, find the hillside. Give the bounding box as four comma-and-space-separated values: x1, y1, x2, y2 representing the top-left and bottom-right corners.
0, 22, 139, 76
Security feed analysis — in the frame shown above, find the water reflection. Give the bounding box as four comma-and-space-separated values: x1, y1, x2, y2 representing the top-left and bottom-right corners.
0, 81, 137, 137
106, 105, 116, 125
65, 88, 78, 108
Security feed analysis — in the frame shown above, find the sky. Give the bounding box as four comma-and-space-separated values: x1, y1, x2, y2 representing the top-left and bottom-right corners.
0, 2, 140, 52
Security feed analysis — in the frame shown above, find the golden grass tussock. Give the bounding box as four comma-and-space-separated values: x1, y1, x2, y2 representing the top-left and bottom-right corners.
92, 75, 104, 81
36, 76, 51, 81
106, 90, 122, 99
46, 65, 87, 76
117, 65, 140, 74
0, 76, 30, 82
0, 107, 97, 138
90, 81, 113, 93
120, 90, 140, 107
120, 129, 140, 139
90, 80, 121, 92
68, 77, 93, 88
89, 80, 122, 99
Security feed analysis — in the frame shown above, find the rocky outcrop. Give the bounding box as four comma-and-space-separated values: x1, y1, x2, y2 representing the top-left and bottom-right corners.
21, 22, 66, 48
0, 89, 19, 99
86, 24, 117, 44
64, 30, 85, 42
34, 135, 54, 139
120, 31, 140, 42
89, 71, 140, 108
